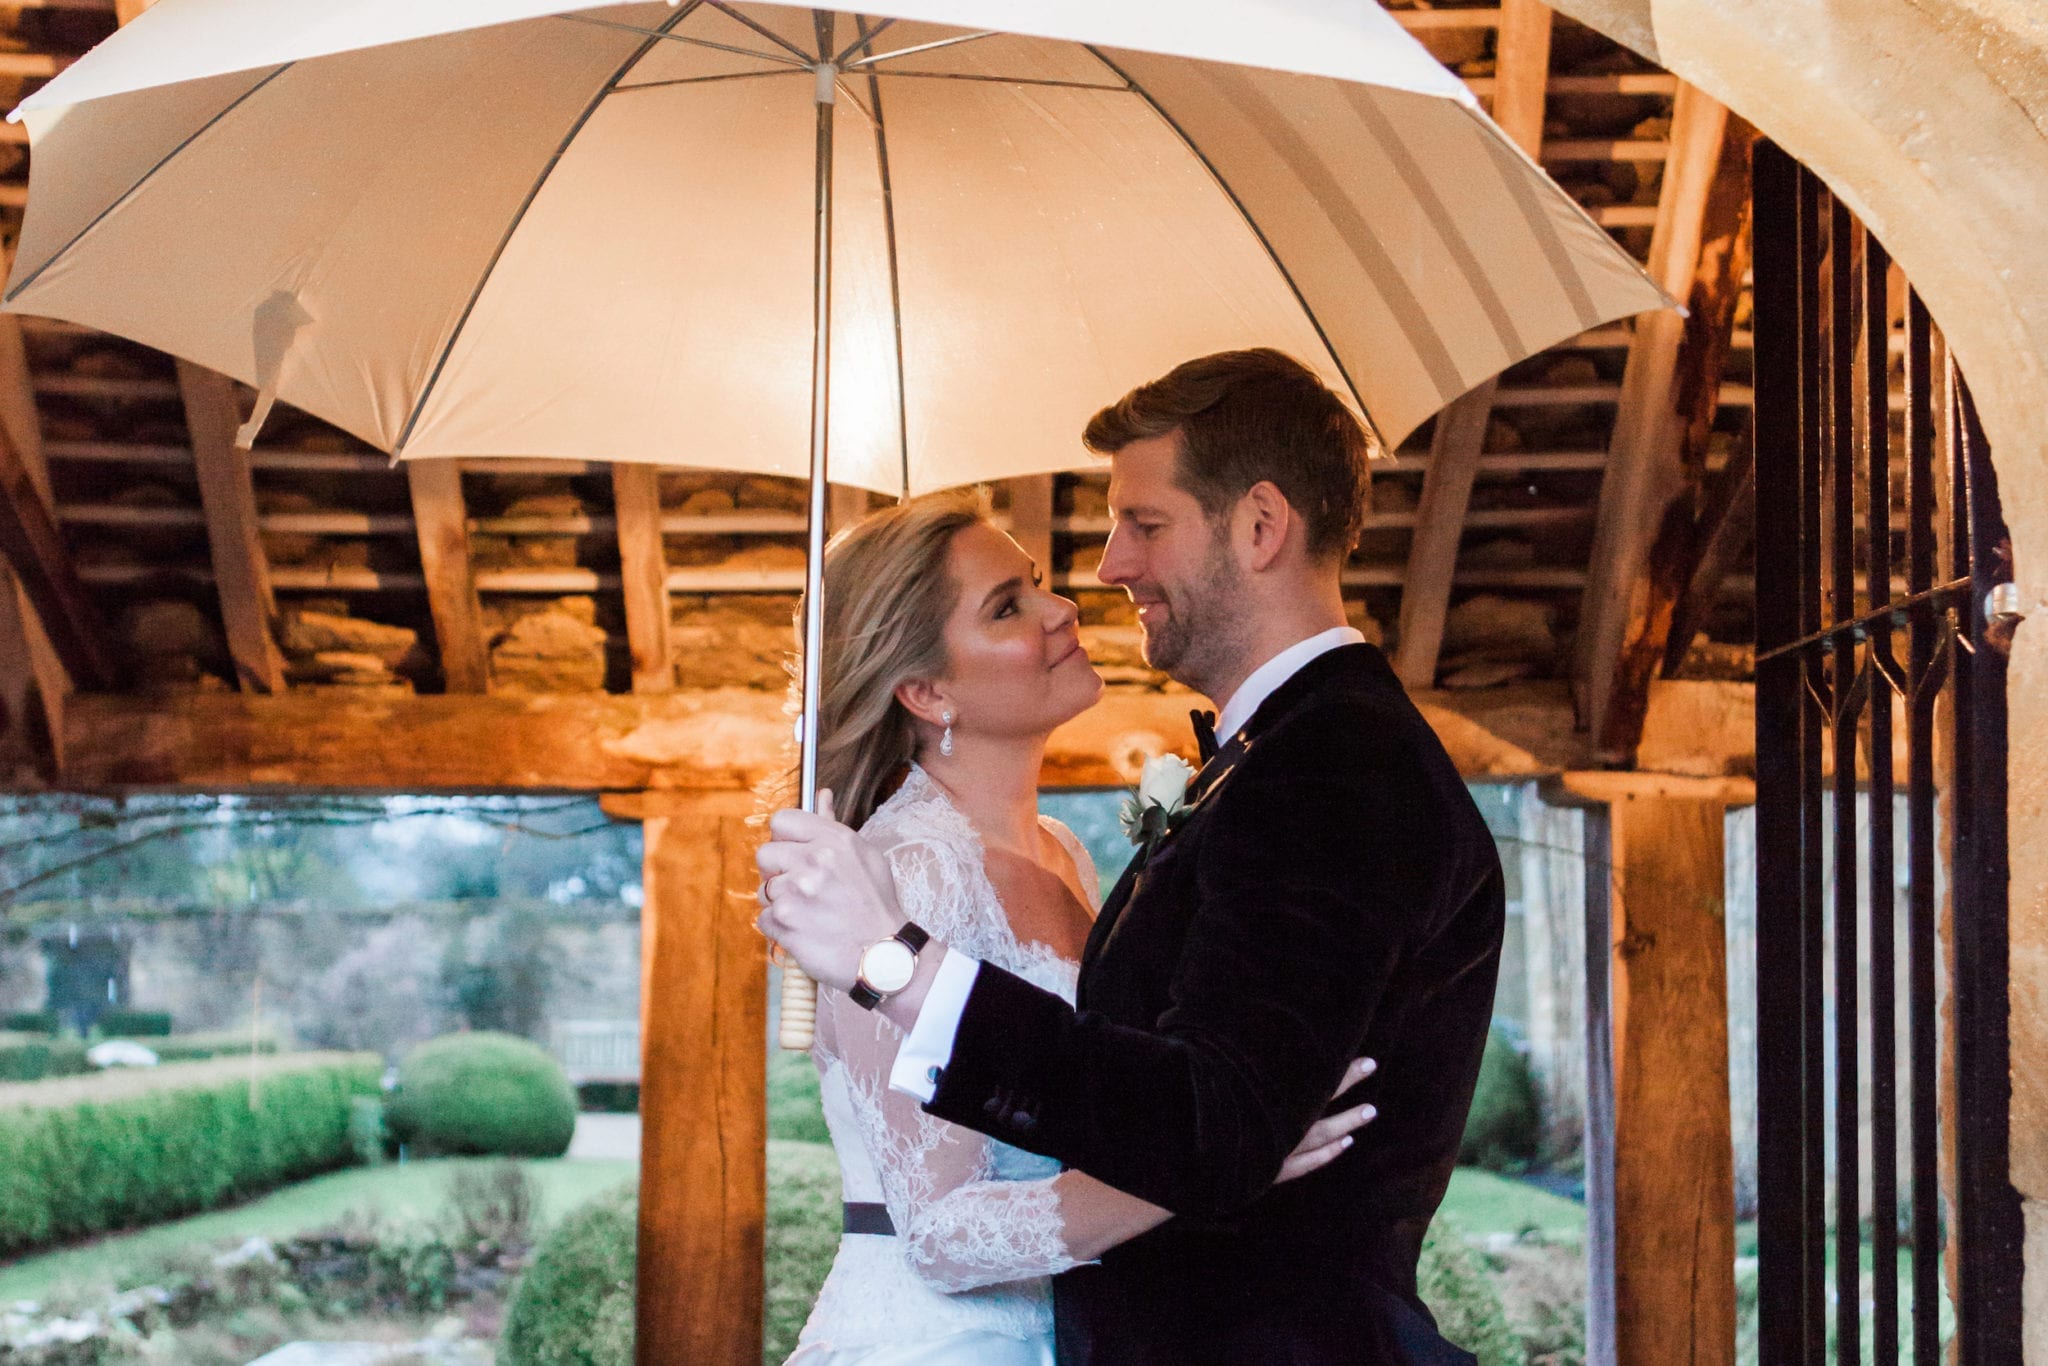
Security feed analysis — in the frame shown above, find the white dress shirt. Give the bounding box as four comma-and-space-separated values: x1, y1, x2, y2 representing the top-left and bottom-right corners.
888, 625, 1367, 1103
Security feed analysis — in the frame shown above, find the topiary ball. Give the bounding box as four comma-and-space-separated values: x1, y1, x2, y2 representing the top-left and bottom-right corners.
501, 1181, 636, 1366
386, 1031, 577, 1159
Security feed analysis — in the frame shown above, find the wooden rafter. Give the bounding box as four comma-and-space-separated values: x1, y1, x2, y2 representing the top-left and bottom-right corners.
405, 461, 491, 693
1393, 382, 1496, 687
1660, 434, 1755, 678
1592, 122, 1757, 760
1391, 0, 1549, 688
613, 463, 675, 694
1007, 476, 1054, 581
0, 299, 70, 774
1572, 82, 1732, 742
177, 362, 287, 693
0, 399, 115, 689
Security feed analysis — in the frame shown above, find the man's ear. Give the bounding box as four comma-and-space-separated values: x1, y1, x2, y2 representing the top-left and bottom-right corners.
1234, 480, 1293, 573
894, 677, 950, 728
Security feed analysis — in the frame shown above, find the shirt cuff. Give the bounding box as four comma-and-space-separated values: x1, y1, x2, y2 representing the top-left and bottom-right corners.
887, 949, 981, 1103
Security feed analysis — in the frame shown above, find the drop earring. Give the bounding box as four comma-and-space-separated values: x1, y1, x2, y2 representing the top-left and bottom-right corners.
940, 710, 955, 757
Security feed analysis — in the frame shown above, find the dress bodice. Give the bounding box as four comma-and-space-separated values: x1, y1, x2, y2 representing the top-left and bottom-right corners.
795, 767, 1098, 1356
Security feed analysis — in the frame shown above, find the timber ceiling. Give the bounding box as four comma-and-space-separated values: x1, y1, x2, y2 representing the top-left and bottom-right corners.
0, 0, 1803, 779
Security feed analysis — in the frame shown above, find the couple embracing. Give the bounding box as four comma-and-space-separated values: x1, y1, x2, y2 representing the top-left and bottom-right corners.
757, 349, 1506, 1365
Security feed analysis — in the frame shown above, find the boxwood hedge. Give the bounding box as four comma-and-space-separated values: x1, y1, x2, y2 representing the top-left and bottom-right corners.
0, 1050, 380, 1255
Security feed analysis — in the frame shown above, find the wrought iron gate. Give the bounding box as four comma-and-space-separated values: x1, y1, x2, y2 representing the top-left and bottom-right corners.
1751, 142, 2023, 1362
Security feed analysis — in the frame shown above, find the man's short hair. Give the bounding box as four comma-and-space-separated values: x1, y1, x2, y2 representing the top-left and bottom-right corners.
1083, 349, 1373, 561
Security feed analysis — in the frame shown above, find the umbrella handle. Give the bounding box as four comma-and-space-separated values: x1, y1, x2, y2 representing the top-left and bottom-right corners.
778, 966, 818, 1052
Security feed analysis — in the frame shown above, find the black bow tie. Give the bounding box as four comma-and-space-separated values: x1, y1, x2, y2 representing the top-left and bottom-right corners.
1190, 708, 1219, 765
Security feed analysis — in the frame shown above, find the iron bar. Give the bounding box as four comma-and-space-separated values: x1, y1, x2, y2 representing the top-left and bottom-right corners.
1827, 202, 1864, 1363
1750, 138, 1809, 1366
1861, 226, 1900, 1366
1901, 286, 1941, 1362
1948, 376, 2025, 1358
1752, 576, 1971, 664
1795, 161, 1829, 1366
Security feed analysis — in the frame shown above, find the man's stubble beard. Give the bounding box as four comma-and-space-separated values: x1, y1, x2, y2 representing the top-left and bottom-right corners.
1140, 528, 1249, 698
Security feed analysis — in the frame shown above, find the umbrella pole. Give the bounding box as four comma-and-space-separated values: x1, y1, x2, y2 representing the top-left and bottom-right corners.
779, 53, 840, 1053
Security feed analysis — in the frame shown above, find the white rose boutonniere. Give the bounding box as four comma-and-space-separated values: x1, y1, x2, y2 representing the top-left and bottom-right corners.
1119, 752, 1198, 856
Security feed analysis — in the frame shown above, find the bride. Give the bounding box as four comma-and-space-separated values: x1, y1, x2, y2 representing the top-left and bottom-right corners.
780, 490, 1376, 1364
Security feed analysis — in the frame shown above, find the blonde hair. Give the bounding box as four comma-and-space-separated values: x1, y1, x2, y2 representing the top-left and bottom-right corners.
776, 488, 990, 831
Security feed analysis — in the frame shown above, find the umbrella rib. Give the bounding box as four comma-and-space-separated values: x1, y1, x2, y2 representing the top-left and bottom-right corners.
4, 63, 296, 307
705, 2, 819, 63
869, 71, 1130, 92
557, 12, 808, 68
846, 31, 999, 70
616, 69, 805, 93
1082, 46, 1380, 444
833, 17, 895, 67
394, 4, 700, 455
859, 20, 912, 496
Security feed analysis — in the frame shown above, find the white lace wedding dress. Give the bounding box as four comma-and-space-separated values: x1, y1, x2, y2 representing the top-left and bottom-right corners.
786, 765, 1099, 1365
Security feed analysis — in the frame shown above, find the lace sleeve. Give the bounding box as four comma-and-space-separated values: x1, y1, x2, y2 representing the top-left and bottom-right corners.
821, 835, 1091, 1293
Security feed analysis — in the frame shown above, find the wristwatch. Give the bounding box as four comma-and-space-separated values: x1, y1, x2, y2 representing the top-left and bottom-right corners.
849, 921, 930, 1010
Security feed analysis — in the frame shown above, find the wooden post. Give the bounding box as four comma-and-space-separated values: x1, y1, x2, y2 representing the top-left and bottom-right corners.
1548, 772, 1746, 1366
613, 464, 675, 694
624, 790, 766, 1366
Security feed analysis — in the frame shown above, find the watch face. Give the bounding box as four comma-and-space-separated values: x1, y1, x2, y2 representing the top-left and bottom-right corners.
861, 939, 917, 994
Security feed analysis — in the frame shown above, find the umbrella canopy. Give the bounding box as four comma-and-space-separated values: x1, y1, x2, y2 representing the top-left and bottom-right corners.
5, 0, 1665, 496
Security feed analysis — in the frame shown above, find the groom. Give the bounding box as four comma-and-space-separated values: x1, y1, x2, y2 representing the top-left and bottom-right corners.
760, 349, 1505, 1364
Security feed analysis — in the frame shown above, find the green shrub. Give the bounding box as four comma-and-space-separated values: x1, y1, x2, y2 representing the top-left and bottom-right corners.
3, 1010, 58, 1034
0, 1051, 380, 1255
387, 1032, 577, 1159
502, 1141, 841, 1366
576, 1081, 639, 1114
1459, 1024, 1539, 1171
1419, 1219, 1522, 1366
0, 1030, 89, 1081
97, 1009, 173, 1037
501, 1180, 636, 1366
145, 1028, 282, 1064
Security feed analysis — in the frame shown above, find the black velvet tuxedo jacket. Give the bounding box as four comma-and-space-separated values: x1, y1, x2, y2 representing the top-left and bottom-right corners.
922, 643, 1505, 1364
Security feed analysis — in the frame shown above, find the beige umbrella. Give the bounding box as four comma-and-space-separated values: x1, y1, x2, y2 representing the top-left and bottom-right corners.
5, 0, 1668, 1043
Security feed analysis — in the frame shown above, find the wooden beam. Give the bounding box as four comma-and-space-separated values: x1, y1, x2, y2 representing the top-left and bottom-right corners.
0, 416, 115, 689
1392, 382, 1496, 688
1391, 0, 1547, 689
1488, 0, 1553, 155
1572, 83, 1731, 741
1660, 441, 1755, 678
50, 679, 1759, 792
613, 464, 674, 694
177, 363, 287, 693
0, 575, 62, 782
0, 296, 71, 772
1593, 118, 1755, 759
404, 461, 491, 693
634, 796, 764, 1366
826, 483, 870, 535
1545, 774, 1738, 1366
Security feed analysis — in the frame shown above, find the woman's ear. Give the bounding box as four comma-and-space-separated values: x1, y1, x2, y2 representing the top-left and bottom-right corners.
894, 677, 950, 728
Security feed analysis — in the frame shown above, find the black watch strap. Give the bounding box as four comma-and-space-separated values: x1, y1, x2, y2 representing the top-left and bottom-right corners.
848, 921, 930, 1010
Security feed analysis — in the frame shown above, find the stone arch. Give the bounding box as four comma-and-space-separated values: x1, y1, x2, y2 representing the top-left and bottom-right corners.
1545, 0, 2048, 1347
